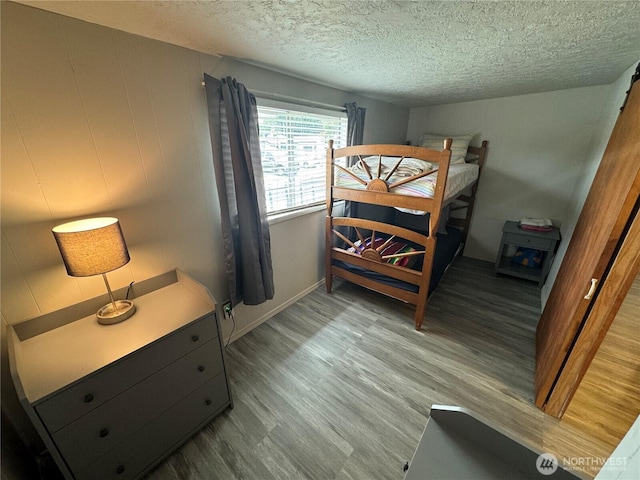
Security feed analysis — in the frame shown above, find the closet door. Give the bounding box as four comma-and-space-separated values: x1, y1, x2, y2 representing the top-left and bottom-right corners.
535, 71, 640, 417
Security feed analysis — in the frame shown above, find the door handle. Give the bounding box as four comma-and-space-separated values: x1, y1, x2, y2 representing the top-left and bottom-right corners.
584, 278, 598, 299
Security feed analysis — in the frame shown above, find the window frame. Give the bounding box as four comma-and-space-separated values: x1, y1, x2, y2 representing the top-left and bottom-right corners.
256, 99, 348, 218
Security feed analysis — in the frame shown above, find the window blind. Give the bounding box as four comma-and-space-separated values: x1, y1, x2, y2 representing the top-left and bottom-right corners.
257, 105, 348, 214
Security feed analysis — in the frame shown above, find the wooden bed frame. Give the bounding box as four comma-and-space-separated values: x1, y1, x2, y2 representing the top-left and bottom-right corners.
325, 139, 488, 330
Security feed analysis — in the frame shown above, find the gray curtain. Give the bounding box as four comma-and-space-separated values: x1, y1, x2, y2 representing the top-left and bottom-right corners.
345, 102, 366, 165
344, 102, 367, 226
203, 74, 274, 306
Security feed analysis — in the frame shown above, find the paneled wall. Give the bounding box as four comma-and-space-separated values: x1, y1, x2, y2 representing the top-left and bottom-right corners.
2, 4, 220, 323
0, 1, 409, 445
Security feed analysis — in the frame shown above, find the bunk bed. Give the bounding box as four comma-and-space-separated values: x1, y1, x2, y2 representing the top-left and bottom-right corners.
325, 138, 488, 330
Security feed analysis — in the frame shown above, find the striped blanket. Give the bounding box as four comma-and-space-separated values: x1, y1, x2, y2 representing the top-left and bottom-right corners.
335, 156, 479, 205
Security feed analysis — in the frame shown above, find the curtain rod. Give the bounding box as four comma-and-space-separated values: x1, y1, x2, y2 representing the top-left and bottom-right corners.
251, 90, 346, 113
200, 80, 345, 113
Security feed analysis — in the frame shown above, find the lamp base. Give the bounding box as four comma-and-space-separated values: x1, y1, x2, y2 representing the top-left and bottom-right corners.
96, 300, 136, 325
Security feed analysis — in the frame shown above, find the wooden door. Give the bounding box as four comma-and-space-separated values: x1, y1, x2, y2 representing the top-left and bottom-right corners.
535, 70, 640, 417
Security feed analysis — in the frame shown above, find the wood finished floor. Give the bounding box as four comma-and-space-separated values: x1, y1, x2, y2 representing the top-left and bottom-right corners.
563, 273, 640, 452
145, 258, 620, 480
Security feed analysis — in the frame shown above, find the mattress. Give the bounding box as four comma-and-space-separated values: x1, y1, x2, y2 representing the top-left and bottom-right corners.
335, 157, 479, 213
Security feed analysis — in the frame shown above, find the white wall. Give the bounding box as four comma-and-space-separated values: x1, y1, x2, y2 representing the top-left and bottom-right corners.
407, 86, 610, 264
0, 1, 409, 445
541, 62, 639, 305
407, 61, 639, 306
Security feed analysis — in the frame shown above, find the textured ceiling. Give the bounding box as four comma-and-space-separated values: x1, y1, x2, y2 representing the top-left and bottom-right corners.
14, 0, 640, 107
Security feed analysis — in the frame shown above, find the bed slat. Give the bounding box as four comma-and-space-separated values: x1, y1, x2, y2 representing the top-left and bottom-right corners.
332, 249, 423, 286
331, 265, 419, 305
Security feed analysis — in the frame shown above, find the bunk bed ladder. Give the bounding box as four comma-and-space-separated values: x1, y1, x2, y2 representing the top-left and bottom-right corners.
449, 140, 488, 254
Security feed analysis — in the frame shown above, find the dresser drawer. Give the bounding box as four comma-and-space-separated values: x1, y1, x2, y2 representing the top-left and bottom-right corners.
76, 373, 230, 480
503, 232, 553, 251
53, 339, 223, 473
35, 314, 218, 433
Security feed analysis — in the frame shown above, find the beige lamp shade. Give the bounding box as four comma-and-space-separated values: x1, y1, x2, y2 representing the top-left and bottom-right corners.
52, 217, 130, 277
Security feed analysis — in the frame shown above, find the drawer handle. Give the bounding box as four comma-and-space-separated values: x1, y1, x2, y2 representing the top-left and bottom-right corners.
584, 278, 598, 299
198, 365, 206, 372
84, 393, 94, 403
205, 399, 212, 406
99, 428, 110, 438
192, 334, 200, 342
116, 464, 125, 475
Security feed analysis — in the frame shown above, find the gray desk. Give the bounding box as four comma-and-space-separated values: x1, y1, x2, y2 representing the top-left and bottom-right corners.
405, 406, 582, 479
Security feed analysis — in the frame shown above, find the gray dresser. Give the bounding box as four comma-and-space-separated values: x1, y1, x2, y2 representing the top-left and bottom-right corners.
7, 269, 232, 480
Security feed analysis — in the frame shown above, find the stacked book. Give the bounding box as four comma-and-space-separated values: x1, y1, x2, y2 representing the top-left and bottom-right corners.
518, 218, 554, 232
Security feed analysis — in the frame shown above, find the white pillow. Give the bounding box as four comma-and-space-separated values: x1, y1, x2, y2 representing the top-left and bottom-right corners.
418, 133, 474, 164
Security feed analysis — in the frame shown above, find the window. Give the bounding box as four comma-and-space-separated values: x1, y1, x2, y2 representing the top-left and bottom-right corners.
257, 103, 348, 215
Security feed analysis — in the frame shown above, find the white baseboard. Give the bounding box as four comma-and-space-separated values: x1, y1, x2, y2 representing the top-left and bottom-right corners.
226, 279, 325, 344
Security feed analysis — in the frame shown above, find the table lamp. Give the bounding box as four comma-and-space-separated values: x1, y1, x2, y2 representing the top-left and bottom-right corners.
52, 217, 136, 325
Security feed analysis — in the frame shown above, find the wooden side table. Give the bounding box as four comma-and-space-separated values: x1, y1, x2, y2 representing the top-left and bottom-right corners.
495, 221, 560, 287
